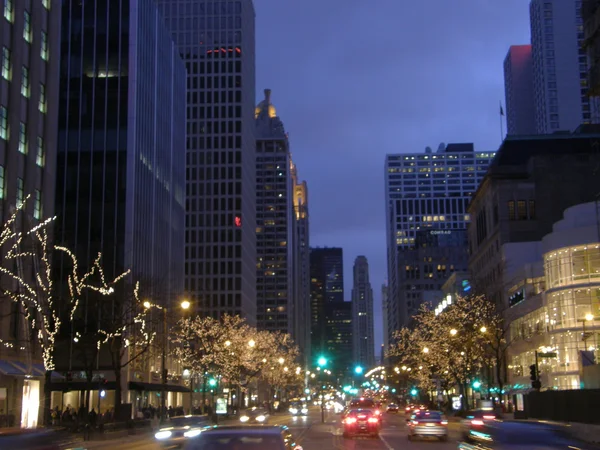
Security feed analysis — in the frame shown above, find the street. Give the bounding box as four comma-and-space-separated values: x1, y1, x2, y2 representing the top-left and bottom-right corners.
75, 407, 461, 450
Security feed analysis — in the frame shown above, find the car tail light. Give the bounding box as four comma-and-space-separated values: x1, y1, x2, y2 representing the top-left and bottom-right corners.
471, 419, 485, 426
358, 415, 367, 419
368, 417, 379, 423
345, 417, 357, 424
374, 410, 381, 415
483, 415, 496, 420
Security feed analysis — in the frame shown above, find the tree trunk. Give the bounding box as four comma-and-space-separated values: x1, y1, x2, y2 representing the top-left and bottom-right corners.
43, 370, 52, 426
458, 382, 469, 410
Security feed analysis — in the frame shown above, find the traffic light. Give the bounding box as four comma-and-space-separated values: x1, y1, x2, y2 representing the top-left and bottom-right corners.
472, 380, 481, 389
529, 364, 537, 381
317, 356, 327, 367
209, 378, 217, 387
410, 388, 418, 396
354, 366, 363, 375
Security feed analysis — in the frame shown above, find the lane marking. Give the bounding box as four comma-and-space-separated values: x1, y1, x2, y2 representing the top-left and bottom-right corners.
379, 433, 394, 450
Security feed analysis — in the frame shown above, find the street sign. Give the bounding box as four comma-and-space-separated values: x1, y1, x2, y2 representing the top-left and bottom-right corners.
538, 352, 557, 358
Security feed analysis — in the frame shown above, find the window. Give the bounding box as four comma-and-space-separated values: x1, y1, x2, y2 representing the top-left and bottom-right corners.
41, 31, 49, 60
33, 190, 41, 219
0, 106, 8, 140
528, 200, 536, 220
23, 11, 32, 42
21, 66, 30, 97
2, 47, 11, 80
18, 122, 27, 154
42, 0, 50, 10
0, 166, 4, 199
39, 83, 46, 113
16, 178, 24, 208
36, 137, 44, 167
4, 0, 13, 22
508, 200, 516, 220
517, 200, 527, 220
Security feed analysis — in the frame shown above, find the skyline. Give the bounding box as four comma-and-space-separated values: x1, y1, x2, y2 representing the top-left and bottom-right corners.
255, 0, 531, 352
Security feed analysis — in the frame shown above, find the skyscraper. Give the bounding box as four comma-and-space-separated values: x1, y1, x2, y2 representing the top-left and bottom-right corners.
157, 0, 258, 322
0, 0, 61, 427
504, 45, 536, 135
255, 88, 310, 359
384, 144, 495, 337
351, 256, 375, 367
56, 0, 186, 405
381, 284, 389, 358
529, 0, 595, 132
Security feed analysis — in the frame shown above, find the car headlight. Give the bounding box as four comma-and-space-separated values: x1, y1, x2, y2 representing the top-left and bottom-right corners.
301, 408, 308, 414
183, 429, 202, 438
256, 415, 266, 422
155, 430, 173, 440
240, 416, 249, 422
289, 408, 298, 414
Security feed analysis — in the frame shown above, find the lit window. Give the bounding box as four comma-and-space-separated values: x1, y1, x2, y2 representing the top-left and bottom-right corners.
36, 137, 44, 166
23, 11, 32, 42
0, 166, 4, 199
41, 31, 49, 61
39, 83, 46, 113
33, 190, 42, 219
2, 47, 11, 80
4, 0, 13, 22
18, 122, 27, 154
16, 178, 24, 208
42, 0, 50, 10
21, 66, 30, 97
0, 106, 8, 140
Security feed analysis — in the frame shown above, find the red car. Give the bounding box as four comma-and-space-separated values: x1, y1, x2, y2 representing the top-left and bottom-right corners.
342, 408, 381, 438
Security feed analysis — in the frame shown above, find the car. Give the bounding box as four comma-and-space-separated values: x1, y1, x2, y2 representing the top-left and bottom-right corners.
288, 401, 308, 416
349, 397, 376, 409
386, 403, 399, 413
154, 415, 211, 449
239, 407, 270, 424
342, 408, 381, 438
406, 410, 448, 441
460, 409, 500, 440
183, 425, 304, 450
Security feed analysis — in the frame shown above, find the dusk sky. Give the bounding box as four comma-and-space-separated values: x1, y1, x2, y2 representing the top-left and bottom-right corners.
255, 0, 531, 354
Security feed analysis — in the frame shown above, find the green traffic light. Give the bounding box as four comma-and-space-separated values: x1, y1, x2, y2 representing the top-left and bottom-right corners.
209, 378, 217, 387
317, 356, 327, 367
354, 366, 363, 374
410, 389, 418, 396
472, 380, 481, 389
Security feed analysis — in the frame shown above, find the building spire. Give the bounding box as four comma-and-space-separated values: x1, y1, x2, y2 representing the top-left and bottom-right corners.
264, 88, 272, 104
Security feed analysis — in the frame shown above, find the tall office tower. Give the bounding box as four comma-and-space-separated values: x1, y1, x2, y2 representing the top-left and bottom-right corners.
309, 247, 344, 361
0, 0, 60, 428
384, 144, 495, 334
56, 0, 186, 405
291, 161, 310, 363
255, 88, 310, 359
157, 0, 257, 322
381, 284, 389, 360
583, 1, 600, 96
351, 256, 375, 367
504, 45, 536, 135
529, 0, 596, 132
325, 301, 353, 378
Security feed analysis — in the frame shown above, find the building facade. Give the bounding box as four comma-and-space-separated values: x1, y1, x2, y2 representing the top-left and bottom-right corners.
55, 0, 186, 412
325, 301, 353, 378
157, 0, 258, 322
0, 0, 60, 428
530, 0, 596, 132
583, 0, 600, 96
384, 144, 494, 335
255, 88, 310, 360
381, 284, 389, 358
351, 256, 375, 368
504, 45, 536, 136
506, 202, 600, 391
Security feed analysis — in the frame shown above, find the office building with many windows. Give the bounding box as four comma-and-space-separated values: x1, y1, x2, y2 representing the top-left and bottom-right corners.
0, 0, 60, 428
504, 45, 536, 136
55, 0, 186, 411
255, 88, 310, 359
384, 144, 495, 337
157, 0, 258, 322
351, 256, 375, 368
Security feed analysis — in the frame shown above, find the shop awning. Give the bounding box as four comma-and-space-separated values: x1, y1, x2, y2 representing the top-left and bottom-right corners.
0, 360, 64, 379
0, 360, 27, 376
48, 381, 118, 392
128, 381, 191, 393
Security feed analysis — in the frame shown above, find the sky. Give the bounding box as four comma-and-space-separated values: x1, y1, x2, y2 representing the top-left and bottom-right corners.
254, 0, 532, 356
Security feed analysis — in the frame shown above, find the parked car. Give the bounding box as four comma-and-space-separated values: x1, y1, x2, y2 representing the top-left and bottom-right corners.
342, 408, 381, 438
239, 407, 270, 424
406, 410, 448, 441
183, 425, 303, 450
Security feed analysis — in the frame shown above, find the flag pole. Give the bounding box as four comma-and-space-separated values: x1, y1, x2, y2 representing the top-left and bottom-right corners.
499, 101, 505, 142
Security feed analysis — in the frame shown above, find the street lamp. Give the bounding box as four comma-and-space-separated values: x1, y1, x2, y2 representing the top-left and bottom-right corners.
248, 339, 256, 348
181, 300, 191, 310
450, 329, 458, 336
423, 347, 429, 354
480, 326, 487, 333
